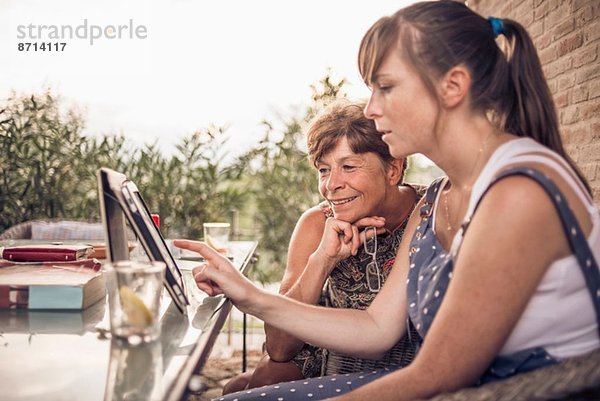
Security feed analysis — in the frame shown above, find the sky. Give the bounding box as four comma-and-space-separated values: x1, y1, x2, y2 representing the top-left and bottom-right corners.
2, 0, 418, 159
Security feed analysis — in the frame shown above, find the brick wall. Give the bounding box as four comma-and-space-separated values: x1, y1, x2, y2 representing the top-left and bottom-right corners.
469, 0, 600, 204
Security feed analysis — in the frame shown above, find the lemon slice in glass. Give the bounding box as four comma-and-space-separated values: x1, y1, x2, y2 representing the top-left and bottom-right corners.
206, 234, 227, 253
119, 286, 153, 328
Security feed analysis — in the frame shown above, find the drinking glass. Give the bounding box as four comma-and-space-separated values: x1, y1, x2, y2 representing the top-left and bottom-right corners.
104, 261, 165, 345
203, 222, 230, 254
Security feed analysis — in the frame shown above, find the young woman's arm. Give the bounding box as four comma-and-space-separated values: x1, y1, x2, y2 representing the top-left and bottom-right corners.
332, 174, 592, 400
175, 204, 414, 358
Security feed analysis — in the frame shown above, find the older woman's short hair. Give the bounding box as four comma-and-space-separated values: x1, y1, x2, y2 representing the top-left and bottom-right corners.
306, 99, 407, 180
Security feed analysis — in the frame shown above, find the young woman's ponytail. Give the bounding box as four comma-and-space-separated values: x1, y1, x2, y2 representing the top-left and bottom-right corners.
501, 19, 591, 193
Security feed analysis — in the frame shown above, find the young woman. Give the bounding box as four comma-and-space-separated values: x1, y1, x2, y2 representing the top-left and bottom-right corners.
223, 100, 421, 393
176, 2, 599, 400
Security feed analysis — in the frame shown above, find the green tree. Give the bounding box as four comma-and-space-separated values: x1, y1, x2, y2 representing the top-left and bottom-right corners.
168, 127, 245, 239
0, 91, 244, 239
0, 90, 95, 228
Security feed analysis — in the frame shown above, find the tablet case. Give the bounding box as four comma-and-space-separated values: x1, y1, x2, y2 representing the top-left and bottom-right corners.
98, 168, 189, 314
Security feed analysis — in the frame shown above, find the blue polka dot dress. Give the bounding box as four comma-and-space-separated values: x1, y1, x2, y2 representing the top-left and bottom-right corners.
406, 177, 453, 339
407, 169, 600, 384
215, 369, 397, 401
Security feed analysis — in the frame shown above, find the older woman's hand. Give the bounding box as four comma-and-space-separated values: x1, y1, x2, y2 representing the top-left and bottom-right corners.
173, 240, 260, 312
314, 216, 386, 271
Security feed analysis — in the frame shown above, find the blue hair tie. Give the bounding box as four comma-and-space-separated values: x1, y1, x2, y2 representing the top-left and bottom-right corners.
488, 16, 504, 38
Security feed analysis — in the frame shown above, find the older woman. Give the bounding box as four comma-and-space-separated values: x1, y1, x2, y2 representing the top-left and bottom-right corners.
223, 99, 423, 393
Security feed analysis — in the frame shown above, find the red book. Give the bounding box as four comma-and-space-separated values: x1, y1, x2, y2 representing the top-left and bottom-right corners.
1, 245, 93, 262
0, 258, 102, 272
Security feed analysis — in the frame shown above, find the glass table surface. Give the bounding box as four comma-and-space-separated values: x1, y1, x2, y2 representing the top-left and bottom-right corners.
0, 240, 257, 401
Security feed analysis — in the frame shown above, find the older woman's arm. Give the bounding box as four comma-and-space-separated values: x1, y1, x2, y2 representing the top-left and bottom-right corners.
265, 206, 387, 361
264, 206, 328, 361
255, 197, 425, 359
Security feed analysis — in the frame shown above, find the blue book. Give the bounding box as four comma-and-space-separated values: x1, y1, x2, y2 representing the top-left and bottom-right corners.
0, 264, 105, 310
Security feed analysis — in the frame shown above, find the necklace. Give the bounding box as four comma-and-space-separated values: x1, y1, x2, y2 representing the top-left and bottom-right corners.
443, 189, 453, 231
442, 132, 495, 232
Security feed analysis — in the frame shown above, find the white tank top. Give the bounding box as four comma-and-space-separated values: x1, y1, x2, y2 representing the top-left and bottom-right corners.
451, 138, 600, 359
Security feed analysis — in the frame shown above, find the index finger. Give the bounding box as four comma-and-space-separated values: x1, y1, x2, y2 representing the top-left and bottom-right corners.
173, 239, 222, 262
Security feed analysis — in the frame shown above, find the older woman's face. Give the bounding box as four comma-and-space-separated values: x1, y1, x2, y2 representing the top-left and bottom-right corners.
316, 136, 389, 222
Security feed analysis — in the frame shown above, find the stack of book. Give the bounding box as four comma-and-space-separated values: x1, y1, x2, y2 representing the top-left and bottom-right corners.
0, 245, 106, 310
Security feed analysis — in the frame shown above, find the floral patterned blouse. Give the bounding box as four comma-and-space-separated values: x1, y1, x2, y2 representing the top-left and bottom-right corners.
291, 184, 425, 377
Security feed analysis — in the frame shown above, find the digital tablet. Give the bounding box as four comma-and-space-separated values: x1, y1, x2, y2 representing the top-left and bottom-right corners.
98, 167, 189, 314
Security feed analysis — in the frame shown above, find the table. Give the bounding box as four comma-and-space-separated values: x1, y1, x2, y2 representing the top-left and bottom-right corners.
0, 240, 258, 401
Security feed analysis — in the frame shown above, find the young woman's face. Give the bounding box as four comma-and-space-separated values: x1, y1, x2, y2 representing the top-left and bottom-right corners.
364, 51, 439, 158
316, 136, 389, 223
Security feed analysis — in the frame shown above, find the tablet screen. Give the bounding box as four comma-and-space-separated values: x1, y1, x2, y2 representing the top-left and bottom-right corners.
98, 168, 189, 314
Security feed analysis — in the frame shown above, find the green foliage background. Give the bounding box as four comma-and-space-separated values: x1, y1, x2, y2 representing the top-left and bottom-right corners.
0, 77, 341, 282
0, 90, 244, 240
0, 77, 439, 283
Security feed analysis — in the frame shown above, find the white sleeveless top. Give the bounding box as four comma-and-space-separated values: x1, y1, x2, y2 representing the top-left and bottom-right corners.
450, 138, 600, 359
